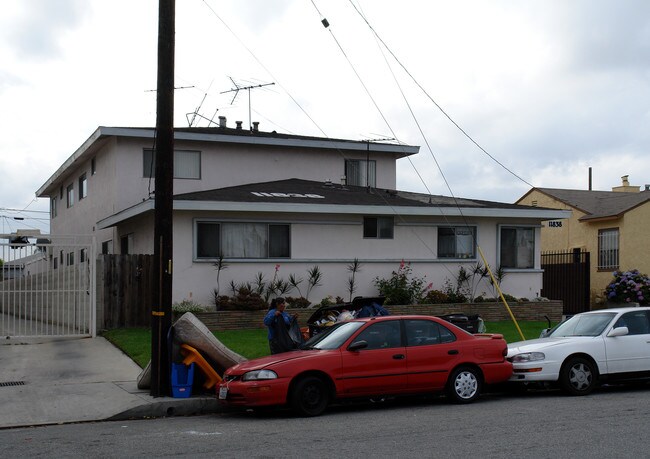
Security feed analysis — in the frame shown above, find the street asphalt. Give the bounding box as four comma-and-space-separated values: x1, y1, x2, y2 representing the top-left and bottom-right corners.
0, 336, 220, 429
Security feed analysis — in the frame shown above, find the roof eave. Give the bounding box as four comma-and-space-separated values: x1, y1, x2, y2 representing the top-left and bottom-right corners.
96, 200, 571, 229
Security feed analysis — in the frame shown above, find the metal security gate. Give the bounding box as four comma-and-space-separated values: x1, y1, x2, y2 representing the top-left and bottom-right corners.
0, 235, 95, 340
541, 249, 590, 315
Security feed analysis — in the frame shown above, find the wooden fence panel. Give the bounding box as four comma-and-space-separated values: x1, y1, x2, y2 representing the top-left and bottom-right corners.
101, 254, 153, 328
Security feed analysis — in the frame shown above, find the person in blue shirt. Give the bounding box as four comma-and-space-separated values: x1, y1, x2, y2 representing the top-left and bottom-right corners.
263, 297, 295, 354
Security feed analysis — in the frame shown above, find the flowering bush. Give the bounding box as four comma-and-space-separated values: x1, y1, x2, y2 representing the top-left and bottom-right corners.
374, 261, 431, 305
604, 270, 650, 305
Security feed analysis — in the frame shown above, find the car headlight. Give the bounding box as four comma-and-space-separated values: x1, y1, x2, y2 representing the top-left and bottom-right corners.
242, 369, 278, 381
511, 352, 545, 363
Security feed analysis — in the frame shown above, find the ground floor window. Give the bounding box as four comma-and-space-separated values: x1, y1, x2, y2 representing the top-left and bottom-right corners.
363, 216, 394, 239
120, 233, 133, 255
598, 228, 619, 270
196, 221, 290, 259
101, 240, 113, 255
438, 226, 476, 259
500, 226, 534, 269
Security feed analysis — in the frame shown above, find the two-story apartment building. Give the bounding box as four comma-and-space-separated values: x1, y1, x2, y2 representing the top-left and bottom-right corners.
37, 121, 569, 306
517, 175, 650, 306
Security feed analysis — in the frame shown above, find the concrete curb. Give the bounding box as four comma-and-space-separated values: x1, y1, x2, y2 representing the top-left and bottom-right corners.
107, 396, 222, 421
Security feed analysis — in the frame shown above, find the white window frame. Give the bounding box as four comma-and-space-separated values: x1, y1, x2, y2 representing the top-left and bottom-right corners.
194, 220, 291, 260
437, 226, 476, 259
79, 173, 87, 200
66, 184, 74, 208
101, 240, 113, 255
346, 159, 376, 187
363, 216, 394, 239
499, 225, 536, 269
143, 149, 201, 179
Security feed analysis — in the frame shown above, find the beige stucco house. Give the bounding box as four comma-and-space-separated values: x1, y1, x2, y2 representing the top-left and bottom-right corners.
36, 122, 568, 306
517, 176, 650, 306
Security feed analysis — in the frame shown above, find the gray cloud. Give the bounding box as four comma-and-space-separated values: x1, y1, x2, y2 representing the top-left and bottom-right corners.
6, 0, 91, 59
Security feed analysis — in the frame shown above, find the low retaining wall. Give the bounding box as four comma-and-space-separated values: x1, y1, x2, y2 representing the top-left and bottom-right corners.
191, 300, 563, 332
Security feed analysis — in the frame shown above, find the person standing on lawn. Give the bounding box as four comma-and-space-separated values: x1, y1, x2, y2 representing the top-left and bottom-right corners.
264, 297, 295, 354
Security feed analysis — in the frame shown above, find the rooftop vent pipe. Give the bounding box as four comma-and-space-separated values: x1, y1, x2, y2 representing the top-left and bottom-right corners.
218, 116, 227, 128
252, 121, 259, 132
235, 121, 243, 130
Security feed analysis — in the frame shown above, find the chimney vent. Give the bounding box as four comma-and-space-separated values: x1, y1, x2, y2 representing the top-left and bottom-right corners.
645, 184, 650, 191
218, 116, 227, 128
235, 121, 243, 130
622, 175, 629, 186
252, 121, 259, 132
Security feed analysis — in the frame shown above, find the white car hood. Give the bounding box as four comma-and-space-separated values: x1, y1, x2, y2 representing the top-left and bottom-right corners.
507, 337, 593, 357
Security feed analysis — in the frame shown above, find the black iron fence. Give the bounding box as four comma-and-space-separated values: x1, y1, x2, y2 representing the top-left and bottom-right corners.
541, 250, 590, 315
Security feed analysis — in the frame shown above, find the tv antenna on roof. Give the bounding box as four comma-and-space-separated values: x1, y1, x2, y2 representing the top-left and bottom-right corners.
220, 77, 275, 131
186, 80, 220, 127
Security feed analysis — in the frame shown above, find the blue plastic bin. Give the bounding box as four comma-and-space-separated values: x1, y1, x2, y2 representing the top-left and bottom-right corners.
171, 363, 195, 398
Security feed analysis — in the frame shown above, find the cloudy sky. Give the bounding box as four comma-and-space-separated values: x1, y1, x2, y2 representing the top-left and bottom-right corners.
1, 0, 649, 235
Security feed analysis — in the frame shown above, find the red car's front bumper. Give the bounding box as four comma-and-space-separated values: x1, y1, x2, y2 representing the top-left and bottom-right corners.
218, 378, 290, 407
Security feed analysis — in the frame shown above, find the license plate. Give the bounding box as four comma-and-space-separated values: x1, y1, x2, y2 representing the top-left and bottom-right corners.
218, 386, 228, 400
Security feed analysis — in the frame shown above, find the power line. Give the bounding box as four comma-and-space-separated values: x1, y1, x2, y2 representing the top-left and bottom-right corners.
346, 0, 535, 190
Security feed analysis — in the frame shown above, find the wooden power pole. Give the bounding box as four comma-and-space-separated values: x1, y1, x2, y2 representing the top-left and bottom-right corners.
151, 0, 175, 397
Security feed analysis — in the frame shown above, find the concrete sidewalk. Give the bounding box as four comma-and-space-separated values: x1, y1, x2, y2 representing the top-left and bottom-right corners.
0, 337, 220, 429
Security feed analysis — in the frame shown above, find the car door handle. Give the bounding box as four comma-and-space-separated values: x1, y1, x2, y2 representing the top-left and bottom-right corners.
393, 354, 405, 360
448, 349, 459, 355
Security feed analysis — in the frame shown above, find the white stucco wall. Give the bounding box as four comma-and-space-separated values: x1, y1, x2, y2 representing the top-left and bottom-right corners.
167, 212, 544, 306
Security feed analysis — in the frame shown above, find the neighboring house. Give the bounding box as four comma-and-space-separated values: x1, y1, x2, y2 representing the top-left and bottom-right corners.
516, 175, 650, 306
0, 252, 47, 280
37, 122, 568, 306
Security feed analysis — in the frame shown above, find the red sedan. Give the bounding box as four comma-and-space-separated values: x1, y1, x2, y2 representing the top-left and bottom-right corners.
218, 315, 512, 416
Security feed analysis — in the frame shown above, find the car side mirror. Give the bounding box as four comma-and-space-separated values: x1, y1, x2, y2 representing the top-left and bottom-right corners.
539, 328, 551, 338
607, 326, 629, 337
348, 340, 368, 351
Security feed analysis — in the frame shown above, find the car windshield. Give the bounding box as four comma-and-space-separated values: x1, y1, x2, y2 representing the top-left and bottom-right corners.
548, 312, 616, 337
301, 321, 365, 350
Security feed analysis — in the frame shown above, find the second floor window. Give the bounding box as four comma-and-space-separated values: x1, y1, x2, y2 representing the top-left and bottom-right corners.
346, 159, 376, 187
79, 173, 87, 200
51, 197, 57, 218
66, 184, 74, 208
598, 228, 619, 270
143, 149, 201, 179
438, 226, 476, 259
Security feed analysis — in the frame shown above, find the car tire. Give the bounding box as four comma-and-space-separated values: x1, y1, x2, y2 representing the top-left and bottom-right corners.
447, 366, 482, 403
560, 357, 597, 396
290, 376, 329, 417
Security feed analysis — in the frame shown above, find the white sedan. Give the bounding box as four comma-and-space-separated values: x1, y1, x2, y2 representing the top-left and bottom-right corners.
507, 306, 650, 395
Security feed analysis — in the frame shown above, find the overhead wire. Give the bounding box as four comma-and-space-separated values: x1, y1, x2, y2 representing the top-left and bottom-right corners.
345, 1, 526, 336
199, 0, 521, 310
310, 2, 489, 288
346, 0, 534, 190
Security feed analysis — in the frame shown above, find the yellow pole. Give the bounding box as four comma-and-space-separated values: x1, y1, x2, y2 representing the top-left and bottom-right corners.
477, 246, 526, 341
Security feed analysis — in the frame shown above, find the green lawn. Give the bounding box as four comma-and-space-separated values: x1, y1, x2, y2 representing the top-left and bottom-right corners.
102, 320, 551, 368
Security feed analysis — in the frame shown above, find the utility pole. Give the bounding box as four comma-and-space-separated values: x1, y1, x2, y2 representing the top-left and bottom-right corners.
151, 0, 175, 397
